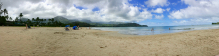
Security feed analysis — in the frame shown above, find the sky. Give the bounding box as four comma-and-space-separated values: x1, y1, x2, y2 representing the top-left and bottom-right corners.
1, 0, 219, 26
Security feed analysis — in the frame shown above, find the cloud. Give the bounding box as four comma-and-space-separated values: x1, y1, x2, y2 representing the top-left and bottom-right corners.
166, 8, 171, 11
172, 17, 219, 25
171, 19, 219, 26
144, 0, 169, 7
139, 22, 165, 26
169, 0, 219, 19
1, 0, 153, 22
155, 14, 164, 19
152, 8, 165, 13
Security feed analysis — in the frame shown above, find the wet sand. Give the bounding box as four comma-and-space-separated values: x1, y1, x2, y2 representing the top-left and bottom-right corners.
0, 27, 219, 56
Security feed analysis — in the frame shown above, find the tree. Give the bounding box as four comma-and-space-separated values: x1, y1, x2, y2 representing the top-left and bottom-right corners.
51, 18, 54, 23
5, 15, 8, 21
19, 13, 23, 21
9, 17, 12, 21
48, 19, 51, 22
0, 16, 6, 25
27, 19, 31, 24
47, 22, 51, 26
31, 18, 35, 25
0, 3, 3, 16
32, 18, 35, 21
44, 19, 46, 23
40, 19, 44, 25
54, 20, 58, 26
36, 17, 40, 25
3, 8, 8, 16
15, 17, 19, 22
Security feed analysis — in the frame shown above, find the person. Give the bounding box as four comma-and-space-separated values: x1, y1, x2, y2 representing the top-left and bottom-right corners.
151, 28, 154, 31
65, 27, 69, 31
65, 25, 70, 31
77, 26, 80, 30
26, 24, 27, 29
28, 26, 31, 29
73, 26, 78, 30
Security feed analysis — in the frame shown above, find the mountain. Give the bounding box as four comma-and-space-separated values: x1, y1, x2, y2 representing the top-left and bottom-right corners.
18, 16, 148, 27
20, 18, 29, 21
50, 16, 148, 27
53, 16, 126, 24
53, 16, 71, 24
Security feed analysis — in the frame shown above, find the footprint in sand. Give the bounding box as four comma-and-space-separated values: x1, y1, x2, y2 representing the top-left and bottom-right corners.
54, 32, 65, 34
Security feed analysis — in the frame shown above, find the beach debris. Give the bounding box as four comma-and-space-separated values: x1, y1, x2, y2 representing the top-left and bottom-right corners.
100, 46, 107, 48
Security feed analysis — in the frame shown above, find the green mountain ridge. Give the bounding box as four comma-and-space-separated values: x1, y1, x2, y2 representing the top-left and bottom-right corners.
20, 16, 148, 27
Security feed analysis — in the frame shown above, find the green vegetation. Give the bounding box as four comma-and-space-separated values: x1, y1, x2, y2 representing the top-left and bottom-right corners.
212, 22, 219, 25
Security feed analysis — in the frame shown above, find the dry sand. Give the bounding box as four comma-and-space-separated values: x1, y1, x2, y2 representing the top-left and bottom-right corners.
0, 27, 219, 56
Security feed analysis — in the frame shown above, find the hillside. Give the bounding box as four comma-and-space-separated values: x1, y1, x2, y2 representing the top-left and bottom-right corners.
212, 22, 219, 25
18, 16, 148, 27
53, 16, 71, 24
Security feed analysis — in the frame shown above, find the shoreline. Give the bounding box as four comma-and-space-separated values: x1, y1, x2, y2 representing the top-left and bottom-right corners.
0, 27, 219, 56
91, 26, 219, 36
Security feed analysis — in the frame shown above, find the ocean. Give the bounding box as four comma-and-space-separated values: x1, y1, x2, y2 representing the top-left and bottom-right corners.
91, 25, 219, 35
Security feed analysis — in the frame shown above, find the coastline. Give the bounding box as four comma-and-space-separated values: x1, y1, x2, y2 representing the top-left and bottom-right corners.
0, 27, 219, 56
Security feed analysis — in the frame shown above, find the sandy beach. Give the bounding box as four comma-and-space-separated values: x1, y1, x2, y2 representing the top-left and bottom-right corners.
0, 27, 219, 56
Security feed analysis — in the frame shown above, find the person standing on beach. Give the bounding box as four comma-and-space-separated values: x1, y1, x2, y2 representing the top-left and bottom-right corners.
151, 28, 154, 31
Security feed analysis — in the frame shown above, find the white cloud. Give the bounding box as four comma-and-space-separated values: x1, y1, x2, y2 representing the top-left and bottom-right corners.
169, 0, 219, 19
144, 0, 169, 7
139, 22, 165, 26
1, 0, 153, 22
171, 17, 219, 25
166, 8, 171, 11
155, 14, 164, 19
152, 8, 165, 13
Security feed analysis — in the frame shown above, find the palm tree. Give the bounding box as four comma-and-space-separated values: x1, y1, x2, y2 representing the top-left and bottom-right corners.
48, 19, 51, 22
48, 19, 52, 26
32, 18, 35, 21
44, 19, 46, 22
19, 13, 23, 21
5, 15, 8, 21
15, 17, 19, 22
3, 8, 8, 16
0, 3, 3, 16
40, 19, 43, 24
27, 19, 31, 24
51, 18, 54, 24
36, 17, 40, 25
9, 17, 12, 21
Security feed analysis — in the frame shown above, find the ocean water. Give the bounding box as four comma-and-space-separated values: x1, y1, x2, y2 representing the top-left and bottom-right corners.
91, 25, 219, 35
